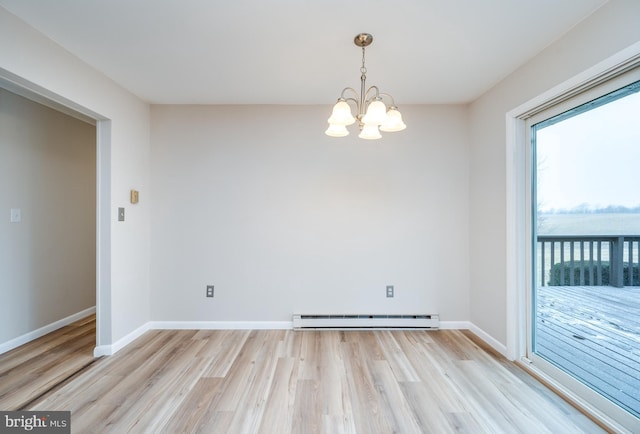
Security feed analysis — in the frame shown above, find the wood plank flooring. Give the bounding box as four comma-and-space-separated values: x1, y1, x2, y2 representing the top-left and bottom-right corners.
0, 314, 96, 410
19, 328, 605, 433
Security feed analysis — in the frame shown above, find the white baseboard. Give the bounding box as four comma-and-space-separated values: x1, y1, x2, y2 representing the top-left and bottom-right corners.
93, 320, 507, 360
93, 345, 111, 357
94, 321, 151, 357
439, 320, 472, 330
95, 321, 291, 357
467, 322, 508, 358
0, 306, 96, 355
149, 321, 292, 330
439, 321, 508, 359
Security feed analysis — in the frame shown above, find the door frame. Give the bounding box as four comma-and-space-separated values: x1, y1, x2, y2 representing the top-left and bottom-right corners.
0, 67, 112, 353
505, 42, 640, 432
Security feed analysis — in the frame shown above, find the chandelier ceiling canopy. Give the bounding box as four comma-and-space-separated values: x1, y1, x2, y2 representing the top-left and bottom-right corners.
325, 33, 406, 140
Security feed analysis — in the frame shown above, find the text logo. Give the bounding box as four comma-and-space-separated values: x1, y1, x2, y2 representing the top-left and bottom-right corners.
0, 412, 70, 433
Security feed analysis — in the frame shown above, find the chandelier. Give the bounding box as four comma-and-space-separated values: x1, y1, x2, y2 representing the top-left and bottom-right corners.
325, 33, 406, 140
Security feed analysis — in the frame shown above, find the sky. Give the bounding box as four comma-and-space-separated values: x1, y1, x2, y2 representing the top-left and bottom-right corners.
536, 88, 640, 212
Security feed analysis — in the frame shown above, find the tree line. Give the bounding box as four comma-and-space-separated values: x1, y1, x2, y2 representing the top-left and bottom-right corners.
542, 204, 640, 214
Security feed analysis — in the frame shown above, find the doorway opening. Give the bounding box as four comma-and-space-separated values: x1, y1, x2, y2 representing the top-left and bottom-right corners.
0, 68, 112, 393
529, 77, 640, 421
507, 44, 640, 432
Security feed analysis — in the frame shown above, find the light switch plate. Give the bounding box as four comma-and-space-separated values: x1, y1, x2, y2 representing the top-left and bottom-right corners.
118, 207, 125, 221
130, 190, 139, 204
10, 208, 21, 223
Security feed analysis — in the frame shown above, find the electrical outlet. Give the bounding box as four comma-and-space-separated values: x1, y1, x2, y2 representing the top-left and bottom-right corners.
206, 285, 214, 298
386, 285, 394, 298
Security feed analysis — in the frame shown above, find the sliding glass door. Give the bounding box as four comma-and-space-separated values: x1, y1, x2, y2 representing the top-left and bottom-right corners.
528, 70, 640, 427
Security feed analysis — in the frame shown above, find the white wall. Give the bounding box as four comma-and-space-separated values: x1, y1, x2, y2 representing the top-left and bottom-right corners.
0, 7, 151, 346
150, 105, 470, 322
5, 0, 636, 351
469, 0, 640, 345
0, 88, 96, 343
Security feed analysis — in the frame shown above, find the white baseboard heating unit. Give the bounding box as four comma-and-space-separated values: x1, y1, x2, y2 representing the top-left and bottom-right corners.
292, 314, 439, 330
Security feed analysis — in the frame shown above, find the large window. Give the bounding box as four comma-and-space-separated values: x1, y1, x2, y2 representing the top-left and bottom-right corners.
525, 69, 640, 431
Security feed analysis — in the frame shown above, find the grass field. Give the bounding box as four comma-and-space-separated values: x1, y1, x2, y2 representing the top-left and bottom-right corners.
538, 213, 640, 236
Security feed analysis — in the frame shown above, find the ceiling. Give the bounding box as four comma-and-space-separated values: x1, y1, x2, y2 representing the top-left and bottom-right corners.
0, 0, 608, 105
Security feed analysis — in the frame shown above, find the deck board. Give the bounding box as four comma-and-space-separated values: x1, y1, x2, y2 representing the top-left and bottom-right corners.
536, 285, 640, 418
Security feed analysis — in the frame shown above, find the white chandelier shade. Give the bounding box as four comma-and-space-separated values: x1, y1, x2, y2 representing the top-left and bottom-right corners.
361, 100, 387, 125
327, 100, 356, 126
325, 33, 406, 140
325, 123, 350, 137
358, 123, 382, 140
380, 107, 407, 132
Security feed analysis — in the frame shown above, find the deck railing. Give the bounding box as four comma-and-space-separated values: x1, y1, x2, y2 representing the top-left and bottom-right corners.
537, 235, 640, 287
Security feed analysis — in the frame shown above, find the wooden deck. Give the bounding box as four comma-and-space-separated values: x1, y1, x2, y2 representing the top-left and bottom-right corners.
536, 285, 640, 418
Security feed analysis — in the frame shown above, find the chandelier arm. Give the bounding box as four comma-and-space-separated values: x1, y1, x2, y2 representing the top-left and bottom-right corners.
363, 86, 381, 105
339, 87, 361, 114
342, 97, 359, 106
339, 87, 359, 100
377, 92, 398, 108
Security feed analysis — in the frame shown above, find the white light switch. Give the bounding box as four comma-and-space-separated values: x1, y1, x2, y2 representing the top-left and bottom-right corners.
10, 208, 21, 223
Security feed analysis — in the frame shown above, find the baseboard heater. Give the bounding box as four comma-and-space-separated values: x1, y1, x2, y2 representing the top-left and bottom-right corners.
292, 314, 439, 330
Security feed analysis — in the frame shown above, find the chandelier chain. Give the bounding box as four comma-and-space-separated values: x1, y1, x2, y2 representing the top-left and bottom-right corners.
360, 47, 367, 76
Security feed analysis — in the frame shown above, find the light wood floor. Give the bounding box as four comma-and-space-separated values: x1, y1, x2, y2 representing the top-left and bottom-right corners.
15, 327, 605, 433
0, 314, 96, 410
